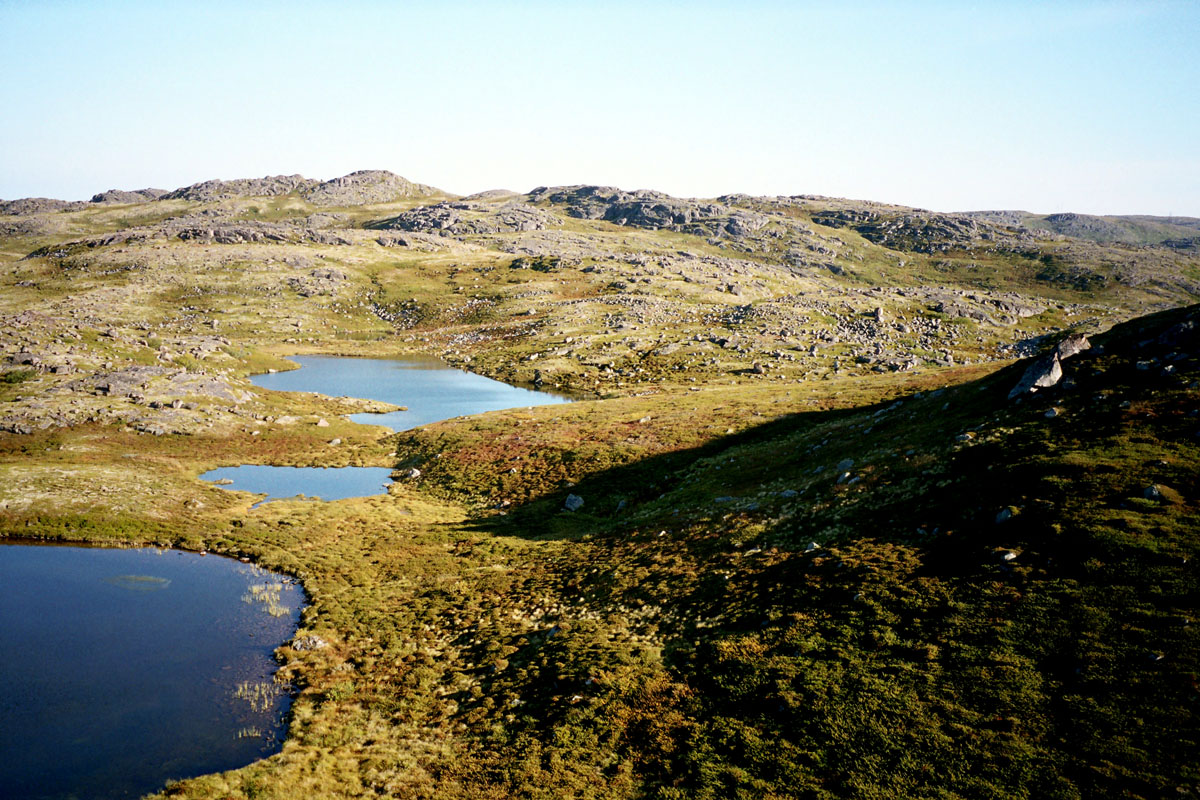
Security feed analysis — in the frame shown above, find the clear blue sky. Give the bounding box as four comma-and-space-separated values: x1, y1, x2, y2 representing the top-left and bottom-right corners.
2, 0, 1197, 214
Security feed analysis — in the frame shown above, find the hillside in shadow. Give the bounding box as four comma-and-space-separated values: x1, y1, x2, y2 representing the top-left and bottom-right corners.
438, 304, 1200, 799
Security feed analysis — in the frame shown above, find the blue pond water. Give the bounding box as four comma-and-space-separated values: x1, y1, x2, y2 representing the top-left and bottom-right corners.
252, 354, 572, 432
201, 465, 394, 505
0, 543, 304, 800
204, 355, 572, 504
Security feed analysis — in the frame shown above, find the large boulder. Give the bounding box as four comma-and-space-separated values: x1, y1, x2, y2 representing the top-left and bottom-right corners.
1008, 354, 1063, 399
1008, 334, 1089, 399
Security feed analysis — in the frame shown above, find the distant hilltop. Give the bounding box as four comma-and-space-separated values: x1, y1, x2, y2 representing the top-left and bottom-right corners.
0, 170, 443, 214
3, 170, 1200, 248
965, 210, 1200, 247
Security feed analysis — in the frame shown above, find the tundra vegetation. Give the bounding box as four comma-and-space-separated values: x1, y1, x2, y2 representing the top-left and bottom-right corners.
1, 171, 1198, 798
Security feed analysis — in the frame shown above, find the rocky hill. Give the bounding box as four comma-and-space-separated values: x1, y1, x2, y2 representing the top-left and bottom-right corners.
0, 172, 1197, 799
966, 209, 1200, 247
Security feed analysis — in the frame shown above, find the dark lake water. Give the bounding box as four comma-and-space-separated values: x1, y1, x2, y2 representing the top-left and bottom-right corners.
204, 355, 572, 504
0, 543, 303, 800
251, 354, 572, 432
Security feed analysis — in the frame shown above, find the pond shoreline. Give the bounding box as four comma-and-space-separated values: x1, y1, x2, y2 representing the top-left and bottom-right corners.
0, 542, 307, 800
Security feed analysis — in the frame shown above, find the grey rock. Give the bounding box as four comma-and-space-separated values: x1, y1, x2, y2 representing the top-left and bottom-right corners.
1009, 334, 1091, 400
381, 201, 550, 235
90, 188, 167, 204
564, 493, 584, 512
1008, 354, 1062, 399
292, 634, 329, 651
0, 197, 88, 215
304, 170, 439, 206
164, 174, 320, 202
306, 230, 354, 246
1054, 333, 1091, 360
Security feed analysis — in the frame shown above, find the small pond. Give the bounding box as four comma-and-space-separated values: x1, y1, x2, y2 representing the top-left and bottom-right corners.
200, 465, 394, 506
204, 355, 573, 504
0, 543, 304, 800
251, 354, 572, 432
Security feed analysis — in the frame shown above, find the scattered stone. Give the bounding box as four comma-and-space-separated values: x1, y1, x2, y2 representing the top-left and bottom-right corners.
292, 635, 329, 651
316, 418, 330, 427
564, 493, 584, 512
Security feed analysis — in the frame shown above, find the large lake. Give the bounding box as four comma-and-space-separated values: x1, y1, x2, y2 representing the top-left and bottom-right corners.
203, 355, 572, 503
0, 543, 304, 800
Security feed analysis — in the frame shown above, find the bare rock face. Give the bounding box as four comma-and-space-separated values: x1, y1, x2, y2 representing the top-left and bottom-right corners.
812, 208, 1028, 254
0, 197, 88, 215
304, 170, 439, 206
68, 366, 252, 404
89, 188, 167, 204
164, 174, 320, 202
526, 185, 768, 240
161, 170, 439, 207
176, 223, 294, 244
381, 201, 550, 236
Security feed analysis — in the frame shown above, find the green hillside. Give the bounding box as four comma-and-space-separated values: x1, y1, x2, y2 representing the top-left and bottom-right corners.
0, 173, 1197, 798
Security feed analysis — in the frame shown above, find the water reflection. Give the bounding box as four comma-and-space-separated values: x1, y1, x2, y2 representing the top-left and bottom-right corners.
252, 354, 572, 431
0, 543, 303, 800
201, 465, 393, 505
